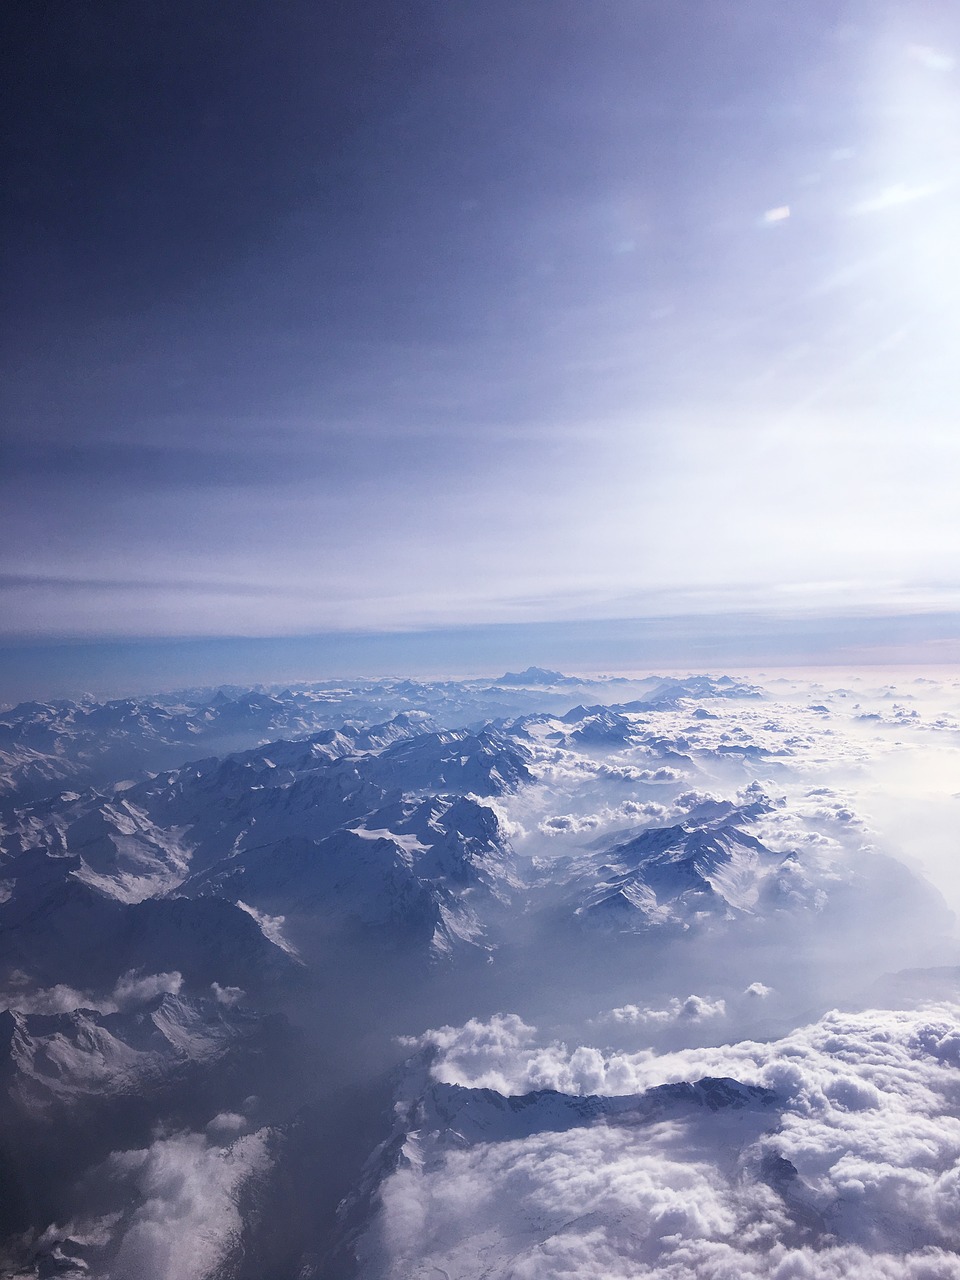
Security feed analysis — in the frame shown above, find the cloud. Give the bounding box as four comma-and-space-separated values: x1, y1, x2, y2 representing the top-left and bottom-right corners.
236, 900, 299, 956
469, 794, 528, 841
211, 981, 245, 1006
907, 44, 956, 72
849, 183, 945, 216
111, 969, 183, 1009
205, 1111, 249, 1140
536, 798, 675, 837
374, 1002, 960, 1277
0, 979, 92, 1015
538, 812, 603, 835
105, 1129, 271, 1280
400, 1014, 539, 1095
0, 968, 182, 1015
505, 691, 901, 864
603, 995, 727, 1026
36, 1128, 273, 1280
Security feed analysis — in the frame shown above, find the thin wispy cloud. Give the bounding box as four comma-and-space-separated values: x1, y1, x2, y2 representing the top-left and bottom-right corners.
4, 2, 960, 658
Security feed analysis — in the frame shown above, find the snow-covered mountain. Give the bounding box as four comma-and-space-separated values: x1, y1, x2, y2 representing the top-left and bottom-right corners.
401, 1072, 777, 1154
0, 715, 527, 969
564, 821, 787, 929
356, 726, 533, 796
0, 851, 302, 996
1, 670, 957, 1280
181, 793, 518, 958
0, 672, 761, 805
0, 992, 272, 1113
0, 691, 318, 802
0, 713, 444, 902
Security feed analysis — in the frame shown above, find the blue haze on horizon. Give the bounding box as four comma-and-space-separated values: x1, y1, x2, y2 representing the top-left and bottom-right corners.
2, 610, 960, 705
3, 0, 960, 693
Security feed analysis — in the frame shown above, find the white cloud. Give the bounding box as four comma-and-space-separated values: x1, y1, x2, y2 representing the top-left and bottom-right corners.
373, 1002, 960, 1277
88, 1129, 270, 1280
0, 968, 182, 1015
236, 900, 299, 956
536, 797, 675, 837
849, 182, 945, 216
604, 994, 727, 1026
205, 1111, 248, 1139
211, 981, 245, 1006
400, 1013, 539, 1095
0, 980, 93, 1015
111, 969, 183, 1009
538, 812, 602, 835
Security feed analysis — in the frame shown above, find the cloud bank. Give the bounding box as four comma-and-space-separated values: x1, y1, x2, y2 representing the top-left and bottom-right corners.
370, 1001, 960, 1278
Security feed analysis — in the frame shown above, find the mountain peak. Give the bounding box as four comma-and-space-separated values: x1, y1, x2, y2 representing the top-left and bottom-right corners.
497, 667, 572, 686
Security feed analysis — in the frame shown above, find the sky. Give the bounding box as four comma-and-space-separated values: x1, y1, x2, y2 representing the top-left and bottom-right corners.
3, 0, 960, 688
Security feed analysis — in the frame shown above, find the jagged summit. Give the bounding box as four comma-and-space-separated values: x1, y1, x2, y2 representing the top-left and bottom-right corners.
2, 992, 254, 1095
565, 820, 790, 930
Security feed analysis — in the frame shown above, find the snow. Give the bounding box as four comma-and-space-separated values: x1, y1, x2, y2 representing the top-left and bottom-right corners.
3, 670, 960, 1277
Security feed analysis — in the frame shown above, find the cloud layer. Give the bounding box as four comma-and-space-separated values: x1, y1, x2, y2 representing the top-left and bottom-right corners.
370, 1001, 960, 1277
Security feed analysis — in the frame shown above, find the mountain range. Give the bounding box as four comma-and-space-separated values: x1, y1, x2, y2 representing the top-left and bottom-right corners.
0, 669, 952, 1279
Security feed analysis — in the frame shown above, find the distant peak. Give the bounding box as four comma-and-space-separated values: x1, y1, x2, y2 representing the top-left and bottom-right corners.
498, 666, 570, 686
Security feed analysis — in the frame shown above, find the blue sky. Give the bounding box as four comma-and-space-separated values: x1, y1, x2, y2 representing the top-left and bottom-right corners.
3, 0, 959, 691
